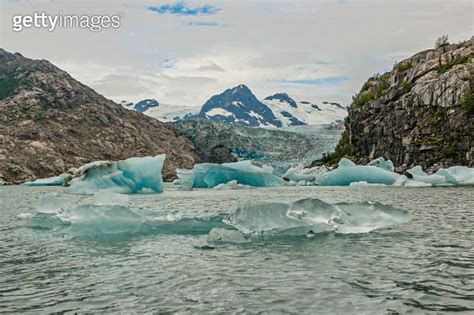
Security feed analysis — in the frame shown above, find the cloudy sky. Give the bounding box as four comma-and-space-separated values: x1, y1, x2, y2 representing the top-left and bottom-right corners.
1, 0, 472, 107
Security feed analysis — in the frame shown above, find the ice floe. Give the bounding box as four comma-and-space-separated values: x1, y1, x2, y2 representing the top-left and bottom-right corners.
68, 155, 166, 194
22, 176, 65, 186
177, 160, 284, 189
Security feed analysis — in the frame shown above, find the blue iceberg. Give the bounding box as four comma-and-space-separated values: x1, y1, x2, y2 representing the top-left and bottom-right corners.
22, 176, 65, 186
68, 155, 166, 194
177, 160, 284, 189
318, 158, 398, 186
406, 165, 474, 186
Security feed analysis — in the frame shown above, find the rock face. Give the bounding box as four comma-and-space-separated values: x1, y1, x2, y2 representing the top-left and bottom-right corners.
0, 49, 197, 184
332, 38, 473, 171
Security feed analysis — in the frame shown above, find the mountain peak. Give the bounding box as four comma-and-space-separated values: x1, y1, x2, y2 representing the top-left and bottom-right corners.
264, 93, 298, 108
197, 85, 282, 127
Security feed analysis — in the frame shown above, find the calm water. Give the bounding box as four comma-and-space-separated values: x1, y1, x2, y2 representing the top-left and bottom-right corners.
1, 185, 473, 314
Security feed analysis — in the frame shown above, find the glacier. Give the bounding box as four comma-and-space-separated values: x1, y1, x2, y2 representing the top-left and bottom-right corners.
68, 155, 166, 194
224, 198, 411, 236
177, 160, 284, 189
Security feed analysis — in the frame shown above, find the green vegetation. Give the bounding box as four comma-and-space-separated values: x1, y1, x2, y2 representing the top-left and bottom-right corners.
459, 92, 474, 114
401, 79, 413, 93
0, 74, 21, 100
395, 62, 412, 73
437, 55, 470, 74
352, 72, 391, 107
441, 146, 456, 157
320, 121, 352, 165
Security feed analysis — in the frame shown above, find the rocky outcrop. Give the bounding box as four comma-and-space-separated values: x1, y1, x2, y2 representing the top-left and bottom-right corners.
324, 38, 473, 171
0, 49, 197, 184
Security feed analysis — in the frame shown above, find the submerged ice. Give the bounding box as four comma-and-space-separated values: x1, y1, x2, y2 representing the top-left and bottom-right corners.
177, 160, 284, 189
68, 155, 166, 194
225, 198, 410, 236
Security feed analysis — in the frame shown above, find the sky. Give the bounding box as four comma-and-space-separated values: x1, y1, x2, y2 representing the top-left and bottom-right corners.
1, 0, 472, 107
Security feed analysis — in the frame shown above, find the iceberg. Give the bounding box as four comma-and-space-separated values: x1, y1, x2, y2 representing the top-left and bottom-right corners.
282, 164, 328, 185
225, 197, 410, 236
367, 157, 395, 172
22, 176, 65, 186
177, 160, 284, 189
68, 155, 166, 194
213, 180, 254, 190
318, 158, 398, 186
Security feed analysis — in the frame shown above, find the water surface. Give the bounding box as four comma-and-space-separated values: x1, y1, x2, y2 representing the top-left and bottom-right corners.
1, 185, 473, 313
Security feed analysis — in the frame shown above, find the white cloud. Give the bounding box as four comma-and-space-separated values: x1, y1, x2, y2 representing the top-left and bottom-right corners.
1, 0, 472, 106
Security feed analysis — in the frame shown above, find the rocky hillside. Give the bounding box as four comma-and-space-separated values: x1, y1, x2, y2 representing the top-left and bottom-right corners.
0, 49, 197, 184
322, 38, 473, 171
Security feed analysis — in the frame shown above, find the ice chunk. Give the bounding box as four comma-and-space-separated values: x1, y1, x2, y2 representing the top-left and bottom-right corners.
403, 180, 432, 187
367, 157, 395, 172
435, 166, 474, 185
22, 176, 65, 186
68, 155, 165, 194
35, 193, 75, 214
406, 166, 445, 185
213, 180, 253, 190
349, 181, 386, 187
319, 158, 398, 186
225, 198, 410, 236
207, 228, 249, 243
282, 164, 328, 184
178, 160, 284, 189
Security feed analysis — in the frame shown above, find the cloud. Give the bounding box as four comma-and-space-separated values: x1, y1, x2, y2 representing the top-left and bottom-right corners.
148, 2, 220, 16
278, 77, 349, 85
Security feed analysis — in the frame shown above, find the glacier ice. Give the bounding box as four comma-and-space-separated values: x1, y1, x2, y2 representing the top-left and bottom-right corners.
434, 166, 474, 185
225, 197, 411, 236
213, 180, 254, 190
68, 155, 165, 194
406, 166, 446, 185
318, 158, 398, 186
177, 160, 284, 189
22, 176, 65, 186
367, 157, 395, 172
207, 228, 250, 243
282, 164, 328, 184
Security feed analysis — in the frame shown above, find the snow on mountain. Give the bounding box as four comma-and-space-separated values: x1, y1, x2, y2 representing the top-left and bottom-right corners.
195, 84, 283, 128
121, 86, 347, 127
262, 93, 346, 126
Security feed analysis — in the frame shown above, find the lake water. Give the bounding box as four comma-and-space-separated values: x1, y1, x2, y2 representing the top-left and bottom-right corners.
1, 185, 473, 314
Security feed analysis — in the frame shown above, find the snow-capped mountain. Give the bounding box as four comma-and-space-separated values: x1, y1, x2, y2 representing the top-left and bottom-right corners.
121, 85, 347, 127
196, 84, 283, 127
262, 93, 347, 127
121, 100, 196, 122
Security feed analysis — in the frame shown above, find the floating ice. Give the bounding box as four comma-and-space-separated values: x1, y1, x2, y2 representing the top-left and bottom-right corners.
207, 228, 249, 243
22, 176, 65, 186
433, 166, 474, 186
225, 198, 410, 236
367, 157, 395, 172
177, 160, 284, 189
282, 164, 328, 184
406, 166, 445, 185
213, 180, 253, 190
318, 158, 398, 186
68, 155, 165, 194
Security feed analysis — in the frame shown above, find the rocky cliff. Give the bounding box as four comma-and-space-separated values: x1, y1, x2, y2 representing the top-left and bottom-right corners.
0, 49, 197, 184
323, 38, 473, 171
